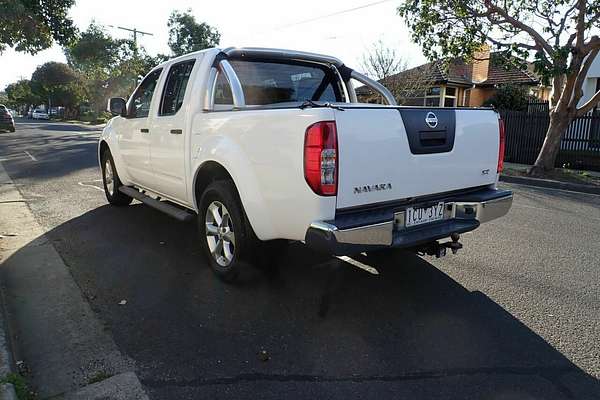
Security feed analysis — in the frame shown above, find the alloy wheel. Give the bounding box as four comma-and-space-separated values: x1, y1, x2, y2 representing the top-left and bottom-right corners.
205, 201, 236, 267
104, 159, 115, 196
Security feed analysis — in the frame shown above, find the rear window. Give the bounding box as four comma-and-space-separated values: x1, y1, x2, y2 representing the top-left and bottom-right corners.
215, 60, 344, 106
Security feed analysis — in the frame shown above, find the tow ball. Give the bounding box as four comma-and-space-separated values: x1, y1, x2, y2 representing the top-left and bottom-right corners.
418, 233, 463, 258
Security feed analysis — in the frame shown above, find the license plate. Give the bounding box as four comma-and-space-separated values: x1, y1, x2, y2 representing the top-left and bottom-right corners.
405, 202, 445, 227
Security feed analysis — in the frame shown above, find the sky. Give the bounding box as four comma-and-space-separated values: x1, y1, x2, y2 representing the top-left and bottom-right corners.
0, 0, 427, 90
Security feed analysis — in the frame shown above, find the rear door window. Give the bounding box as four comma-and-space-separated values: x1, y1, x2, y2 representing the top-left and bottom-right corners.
159, 60, 195, 116
221, 60, 344, 106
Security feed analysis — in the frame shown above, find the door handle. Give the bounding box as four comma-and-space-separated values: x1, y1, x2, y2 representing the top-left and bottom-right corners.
140, 128, 149, 133
170, 129, 183, 135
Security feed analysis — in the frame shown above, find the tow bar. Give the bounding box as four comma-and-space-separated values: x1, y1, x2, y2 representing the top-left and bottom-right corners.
417, 233, 463, 258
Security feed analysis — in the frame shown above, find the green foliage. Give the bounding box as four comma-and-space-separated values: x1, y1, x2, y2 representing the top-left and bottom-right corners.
168, 9, 220, 57
65, 23, 161, 113
5, 79, 40, 109
65, 23, 124, 76
0, 92, 9, 107
1, 373, 34, 400
30, 62, 86, 110
483, 84, 532, 111
0, 0, 76, 54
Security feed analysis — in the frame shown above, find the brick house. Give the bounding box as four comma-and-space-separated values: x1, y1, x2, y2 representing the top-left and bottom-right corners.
357, 46, 551, 107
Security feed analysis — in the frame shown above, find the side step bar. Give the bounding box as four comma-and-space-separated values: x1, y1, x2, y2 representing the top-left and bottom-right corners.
119, 186, 195, 222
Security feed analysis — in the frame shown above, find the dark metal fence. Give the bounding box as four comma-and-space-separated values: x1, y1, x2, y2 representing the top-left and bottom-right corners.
526, 101, 549, 113
501, 109, 600, 172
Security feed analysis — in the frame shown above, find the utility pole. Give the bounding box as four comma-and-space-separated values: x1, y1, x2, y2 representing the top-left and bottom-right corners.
107, 25, 154, 90
108, 25, 154, 52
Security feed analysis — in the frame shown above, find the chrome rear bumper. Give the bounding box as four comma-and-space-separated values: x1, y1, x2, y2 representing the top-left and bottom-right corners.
305, 188, 512, 255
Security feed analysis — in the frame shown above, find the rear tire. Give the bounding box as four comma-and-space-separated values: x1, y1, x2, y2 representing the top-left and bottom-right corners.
198, 180, 261, 282
101, 150, 133, 206
9, 127, 15, 133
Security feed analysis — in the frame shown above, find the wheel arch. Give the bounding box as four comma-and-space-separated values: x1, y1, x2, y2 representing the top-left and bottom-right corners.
192, 160, 275, 240
192, 161, 236, 210
98, 140, 110, 165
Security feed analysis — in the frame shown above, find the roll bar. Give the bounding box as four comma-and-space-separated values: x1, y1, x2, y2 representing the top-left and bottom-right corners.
203, 52, 397, 111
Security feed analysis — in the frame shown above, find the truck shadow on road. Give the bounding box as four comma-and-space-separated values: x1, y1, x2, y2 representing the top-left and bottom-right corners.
5, 203, 600, 399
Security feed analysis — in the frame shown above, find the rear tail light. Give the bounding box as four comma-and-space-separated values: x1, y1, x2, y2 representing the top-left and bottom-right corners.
304, 121, 338, 196
498, 118, 506, 173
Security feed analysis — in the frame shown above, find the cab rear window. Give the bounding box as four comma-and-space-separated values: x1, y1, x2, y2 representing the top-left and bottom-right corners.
215, 60, 344, 106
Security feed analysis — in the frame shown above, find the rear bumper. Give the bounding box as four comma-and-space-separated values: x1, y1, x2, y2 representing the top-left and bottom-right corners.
305, 188, 512, 255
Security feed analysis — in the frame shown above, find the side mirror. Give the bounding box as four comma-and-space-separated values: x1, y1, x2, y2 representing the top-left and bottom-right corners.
108, 97, 127, 117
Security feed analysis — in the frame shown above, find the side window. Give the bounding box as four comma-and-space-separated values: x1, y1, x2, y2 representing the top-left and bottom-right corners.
128, 69, 162, 118
159, 60, 195, 116
214, 72, 233, 105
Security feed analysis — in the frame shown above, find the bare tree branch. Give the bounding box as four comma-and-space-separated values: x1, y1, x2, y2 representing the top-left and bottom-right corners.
484, 1, 554, 55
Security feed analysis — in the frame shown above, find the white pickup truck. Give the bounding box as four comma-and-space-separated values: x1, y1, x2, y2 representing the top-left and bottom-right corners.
100, 47, 512, 280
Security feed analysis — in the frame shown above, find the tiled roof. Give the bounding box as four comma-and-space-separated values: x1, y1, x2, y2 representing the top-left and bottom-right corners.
479, 53, 539, 86
356, 52, 539, 94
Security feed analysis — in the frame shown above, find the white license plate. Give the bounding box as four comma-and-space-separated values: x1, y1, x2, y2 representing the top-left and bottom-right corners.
405, 202, 445, 227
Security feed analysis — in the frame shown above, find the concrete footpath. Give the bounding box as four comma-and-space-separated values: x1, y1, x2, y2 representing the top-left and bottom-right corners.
0, 161, 148, 399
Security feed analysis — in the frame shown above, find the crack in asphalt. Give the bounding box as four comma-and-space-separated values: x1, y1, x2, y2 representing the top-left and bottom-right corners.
141, 365, 577, 398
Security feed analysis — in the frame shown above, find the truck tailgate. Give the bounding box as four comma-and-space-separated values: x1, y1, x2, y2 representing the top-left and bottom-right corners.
334, 107, 500, 209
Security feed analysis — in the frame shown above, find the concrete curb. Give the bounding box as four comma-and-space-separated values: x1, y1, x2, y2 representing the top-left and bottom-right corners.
500, 174, 600, 195
0, 383, 17, 400
0, 187, 18, 400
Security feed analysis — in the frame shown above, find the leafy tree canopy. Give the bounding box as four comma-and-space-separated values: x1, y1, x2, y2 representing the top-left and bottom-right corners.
0, 0, 76, 53
30, 62, 85, 108
64, 24, 164, 112
5, 79, 40, 108
167, 9, 220, 57
65, 23, 125, 76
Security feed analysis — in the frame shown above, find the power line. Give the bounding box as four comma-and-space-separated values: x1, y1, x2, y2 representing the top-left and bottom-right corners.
273, 0, 395, 31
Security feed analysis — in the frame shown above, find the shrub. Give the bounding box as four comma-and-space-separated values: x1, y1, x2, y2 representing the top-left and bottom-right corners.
483, 84, 532, 111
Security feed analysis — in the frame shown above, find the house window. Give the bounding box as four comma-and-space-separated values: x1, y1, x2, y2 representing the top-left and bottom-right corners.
443, 86, 457, 107
402, 86, 460, 107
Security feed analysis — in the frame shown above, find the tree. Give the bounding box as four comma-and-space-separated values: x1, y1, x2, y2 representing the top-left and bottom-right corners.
398, 0, 600, 175
65, 23, 161, 113
167, 9, 220, 57
361, 40, 407, 80
65, 23, 123, 75
4, 80, 40, 112
30, 62, 85, 117
483, 83, 532, 111
0, 0, 76, 53
359, 41, 436, 105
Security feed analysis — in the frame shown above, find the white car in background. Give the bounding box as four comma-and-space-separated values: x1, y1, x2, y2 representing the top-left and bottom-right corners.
32, 109, 50, 120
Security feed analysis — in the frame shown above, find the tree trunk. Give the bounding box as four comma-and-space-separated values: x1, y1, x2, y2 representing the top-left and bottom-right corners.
528, 110, 572, 176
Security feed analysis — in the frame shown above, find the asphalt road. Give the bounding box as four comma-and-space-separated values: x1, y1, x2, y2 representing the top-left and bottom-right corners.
1, 119, 599, 399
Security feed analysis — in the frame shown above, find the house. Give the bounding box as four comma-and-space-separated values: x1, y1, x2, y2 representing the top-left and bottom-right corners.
357, 46, 551, 107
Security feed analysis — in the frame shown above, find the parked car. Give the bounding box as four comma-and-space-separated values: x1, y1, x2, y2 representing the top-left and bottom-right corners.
100, 47, 512, 281
0, 107, 15, 132
32, 109, 49, 120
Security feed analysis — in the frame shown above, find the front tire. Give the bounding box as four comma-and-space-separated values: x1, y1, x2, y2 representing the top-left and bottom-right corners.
101, 151, 132, 206
198, 180, 260, 282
